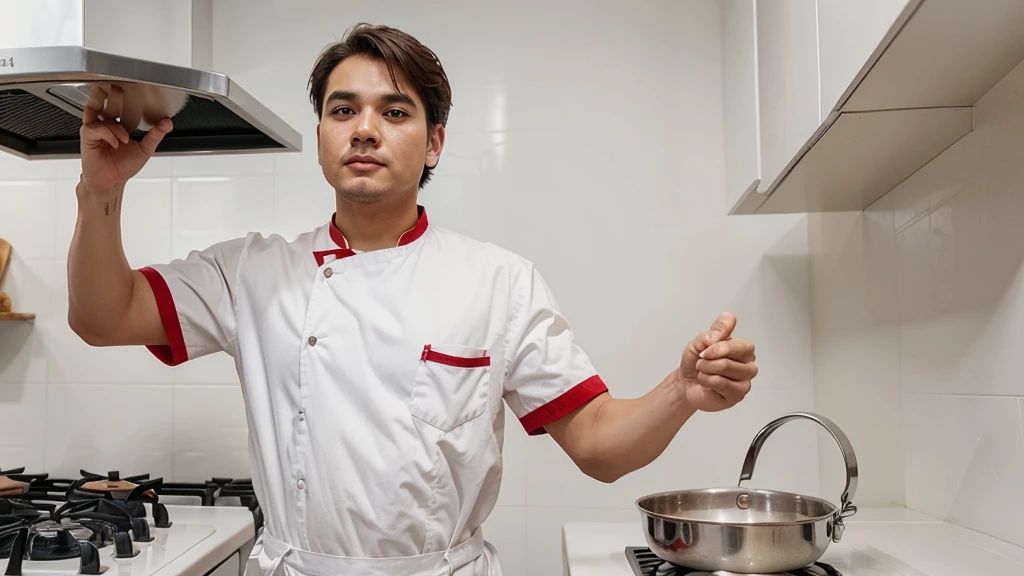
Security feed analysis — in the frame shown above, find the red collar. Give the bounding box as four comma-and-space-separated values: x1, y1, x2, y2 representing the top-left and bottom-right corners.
313, 206, 429, 266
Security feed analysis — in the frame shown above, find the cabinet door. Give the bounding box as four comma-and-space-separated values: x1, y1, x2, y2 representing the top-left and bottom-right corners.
721, 0, 762, 208
755, 0, 820, 193
817, 0, 909, 116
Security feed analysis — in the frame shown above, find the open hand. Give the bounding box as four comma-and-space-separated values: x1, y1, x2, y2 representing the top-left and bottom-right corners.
678, 312, 757, 412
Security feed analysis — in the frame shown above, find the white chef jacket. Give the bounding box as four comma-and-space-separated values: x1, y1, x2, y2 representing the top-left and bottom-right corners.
137, 207, 608, 575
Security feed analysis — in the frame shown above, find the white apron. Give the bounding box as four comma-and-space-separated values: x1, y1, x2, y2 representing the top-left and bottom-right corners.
247, 528, 497, 576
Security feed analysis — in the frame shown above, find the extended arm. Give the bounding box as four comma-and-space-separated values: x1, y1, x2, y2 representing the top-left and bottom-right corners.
546, 313, 757, 483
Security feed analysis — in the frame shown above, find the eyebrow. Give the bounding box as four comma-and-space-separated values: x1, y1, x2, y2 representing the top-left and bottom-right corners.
323, 90, 417, 109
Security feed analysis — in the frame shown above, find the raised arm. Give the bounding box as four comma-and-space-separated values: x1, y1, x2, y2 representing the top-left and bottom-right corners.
67, 84, 173, 346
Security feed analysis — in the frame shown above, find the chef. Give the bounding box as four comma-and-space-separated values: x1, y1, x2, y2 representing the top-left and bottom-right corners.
67, 23, 758, 576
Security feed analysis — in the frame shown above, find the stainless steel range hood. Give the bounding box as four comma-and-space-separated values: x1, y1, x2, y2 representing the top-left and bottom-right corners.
0, 45, 302, 159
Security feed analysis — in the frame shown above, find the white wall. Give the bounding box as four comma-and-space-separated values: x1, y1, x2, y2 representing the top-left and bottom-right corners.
0, 0, 81, 48
810, 57, 1024, 547
83, 0, 196, 67
0, 2, 817, 574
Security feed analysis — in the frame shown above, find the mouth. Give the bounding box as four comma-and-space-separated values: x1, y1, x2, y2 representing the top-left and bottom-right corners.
345, 155, 385, 172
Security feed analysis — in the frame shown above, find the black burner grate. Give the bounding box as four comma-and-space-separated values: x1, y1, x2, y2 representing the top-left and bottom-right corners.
625, 547, 842, 576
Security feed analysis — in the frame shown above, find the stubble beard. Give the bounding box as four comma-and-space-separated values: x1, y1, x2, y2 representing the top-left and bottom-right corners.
334, 179, 389, 204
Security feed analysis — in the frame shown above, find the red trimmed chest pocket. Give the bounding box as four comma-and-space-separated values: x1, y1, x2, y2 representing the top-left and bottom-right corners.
409, 344, 491, 432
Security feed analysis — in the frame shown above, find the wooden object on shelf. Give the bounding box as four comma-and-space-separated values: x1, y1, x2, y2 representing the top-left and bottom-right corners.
0, 237, 9, 286
0, 237, 35, 321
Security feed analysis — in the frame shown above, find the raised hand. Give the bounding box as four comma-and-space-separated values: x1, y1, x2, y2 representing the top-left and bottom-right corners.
678, 312, 757, 412
78, 83, 173, 207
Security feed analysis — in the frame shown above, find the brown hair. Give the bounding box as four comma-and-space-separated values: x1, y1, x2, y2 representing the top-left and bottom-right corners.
308, 23, 452, 188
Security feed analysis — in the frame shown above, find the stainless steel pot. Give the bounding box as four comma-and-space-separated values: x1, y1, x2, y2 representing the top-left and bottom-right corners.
635, 412, 858, 574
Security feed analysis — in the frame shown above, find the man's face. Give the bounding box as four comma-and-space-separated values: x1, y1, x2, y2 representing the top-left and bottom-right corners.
316, 54, 444, 204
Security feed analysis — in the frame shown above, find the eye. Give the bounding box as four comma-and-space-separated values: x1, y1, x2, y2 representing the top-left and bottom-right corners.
332, 106, 354, 116
385, 109, 408, 119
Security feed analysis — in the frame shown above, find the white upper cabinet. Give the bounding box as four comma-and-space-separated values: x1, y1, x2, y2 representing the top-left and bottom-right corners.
720, 0, 761, 212
754, 0, 821, 199
723, 0, 1024, 215
817, 0, 910, 116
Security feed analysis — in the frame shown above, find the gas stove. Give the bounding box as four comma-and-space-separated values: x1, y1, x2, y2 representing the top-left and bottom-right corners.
0, 467, 261, 576
625, 547, 843, 576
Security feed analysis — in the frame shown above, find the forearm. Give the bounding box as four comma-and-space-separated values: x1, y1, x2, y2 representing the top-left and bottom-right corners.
67, 181, 134, 342
580, 370, 697, 482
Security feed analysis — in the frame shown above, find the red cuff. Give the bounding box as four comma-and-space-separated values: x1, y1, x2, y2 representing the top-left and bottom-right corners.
519, 375, 609, 436
138, 267, 189, 367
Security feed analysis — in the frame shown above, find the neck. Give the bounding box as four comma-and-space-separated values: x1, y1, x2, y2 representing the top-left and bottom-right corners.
333, 194, 419, 252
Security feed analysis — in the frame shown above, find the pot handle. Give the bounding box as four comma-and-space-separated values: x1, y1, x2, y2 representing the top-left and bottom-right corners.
735, 412, 858, 542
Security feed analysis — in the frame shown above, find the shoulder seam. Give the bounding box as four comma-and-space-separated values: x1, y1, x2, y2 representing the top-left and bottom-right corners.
227, 233, 256, 351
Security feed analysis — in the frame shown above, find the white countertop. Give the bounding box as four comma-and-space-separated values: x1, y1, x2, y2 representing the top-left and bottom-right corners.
563, 508, 1024, 575
153, 504, 255, 575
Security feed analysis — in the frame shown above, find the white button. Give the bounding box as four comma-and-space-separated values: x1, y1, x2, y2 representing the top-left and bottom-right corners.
324, 268, 333, 278
297, 479, 306, 490
308, 336, 317, 346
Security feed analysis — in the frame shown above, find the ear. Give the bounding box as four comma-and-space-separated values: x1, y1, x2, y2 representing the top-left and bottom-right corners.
316, 123, 323, 167
425, 124, 445, 169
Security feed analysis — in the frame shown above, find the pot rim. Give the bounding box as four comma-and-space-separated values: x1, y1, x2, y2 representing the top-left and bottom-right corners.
634, 487, 839, 527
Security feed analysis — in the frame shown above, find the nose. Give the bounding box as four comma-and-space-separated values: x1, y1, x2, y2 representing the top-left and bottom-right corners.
351, 110, 381, 146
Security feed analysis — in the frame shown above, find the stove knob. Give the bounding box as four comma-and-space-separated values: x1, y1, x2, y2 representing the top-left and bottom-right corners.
131, 518, 153, 543
152, 502, 172, 528
114, 532, 137, 558
78, 541, 102, 575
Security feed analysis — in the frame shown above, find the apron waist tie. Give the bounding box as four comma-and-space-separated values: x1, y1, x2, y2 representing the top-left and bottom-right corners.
260, 529, 485, 576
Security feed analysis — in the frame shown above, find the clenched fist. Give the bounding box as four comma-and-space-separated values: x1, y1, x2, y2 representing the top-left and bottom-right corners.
678, 312, 757, 412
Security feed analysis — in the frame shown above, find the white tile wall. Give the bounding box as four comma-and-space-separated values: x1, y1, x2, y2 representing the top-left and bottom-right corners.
0, 2, 818, 575
173, 386, 250, 482
0, 383, 48, 471
45, 384, 175, 479
902, 394, 1024, 546
810, 57, 1024, 546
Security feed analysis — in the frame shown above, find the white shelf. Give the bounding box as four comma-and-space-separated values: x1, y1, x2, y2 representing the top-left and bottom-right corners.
732, 107, 973, 215
731, 0, 1024, 215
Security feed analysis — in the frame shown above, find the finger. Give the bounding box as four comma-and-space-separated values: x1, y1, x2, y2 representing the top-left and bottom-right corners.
82, 83, 111, 124
696, 371, 729, 391
105, 86, 128, 142
80, 122, 121, 150
697, 373, 750, 404
705, 312, 737, 345
696, 358, 758, 381
138, 118, 173, 156
685, 332, 710, 360
702, 338, 755, 362
84, 119, 130, 146
107, 85, 124, 123
98, 119, 130, 145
